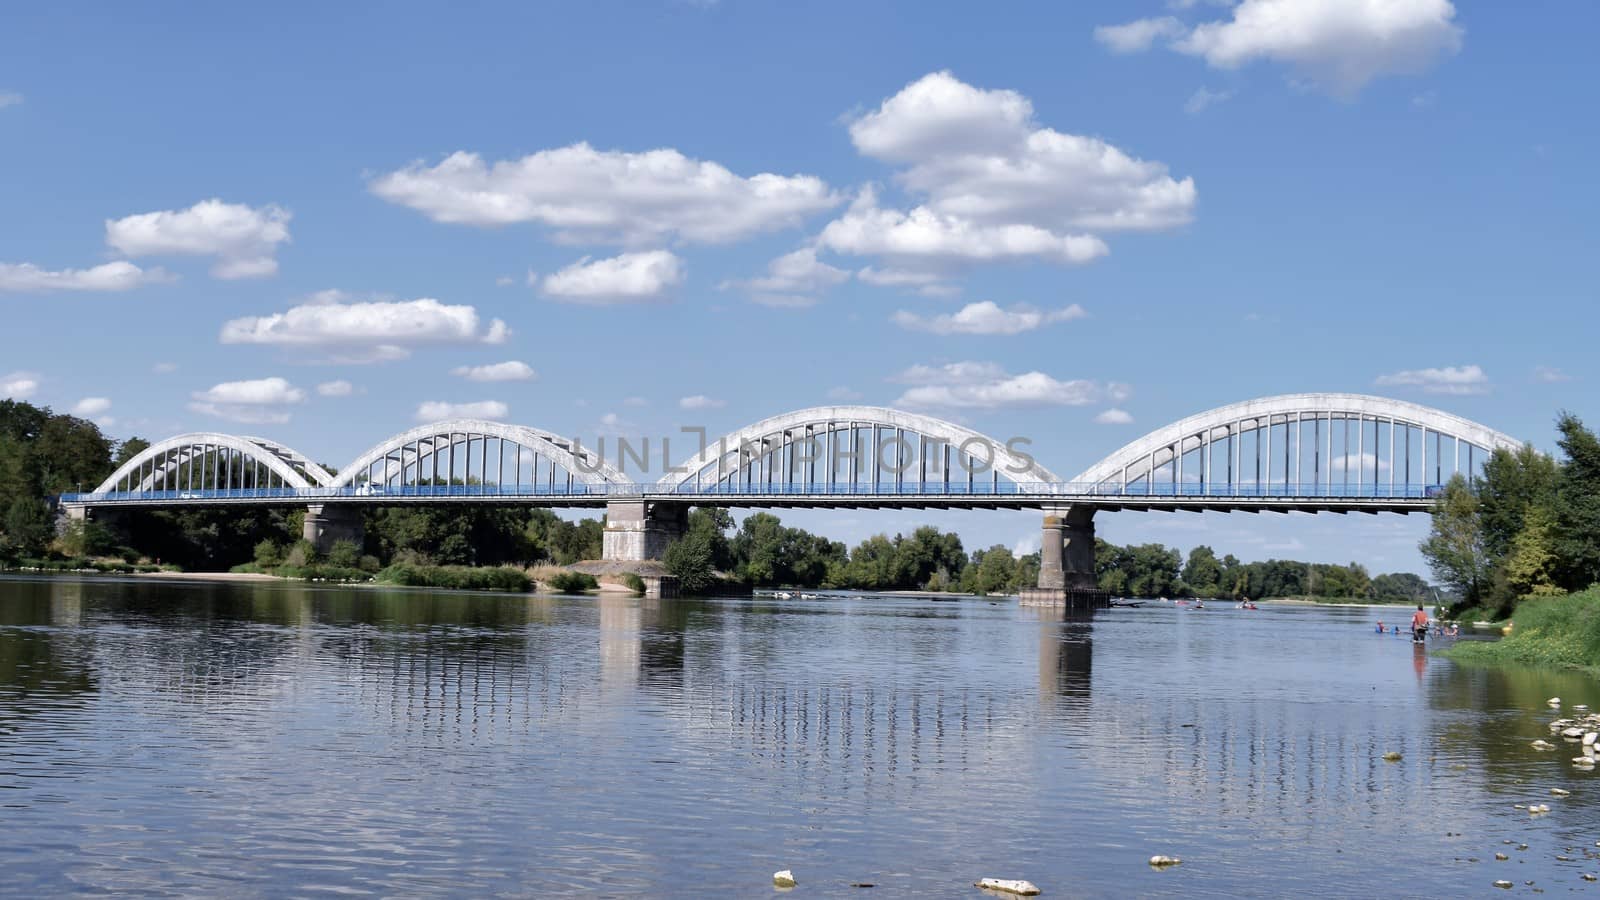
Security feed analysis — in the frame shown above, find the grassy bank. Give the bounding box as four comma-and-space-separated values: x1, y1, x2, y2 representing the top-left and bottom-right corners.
3, 556, 181, 575
1443, 589, 1600, 676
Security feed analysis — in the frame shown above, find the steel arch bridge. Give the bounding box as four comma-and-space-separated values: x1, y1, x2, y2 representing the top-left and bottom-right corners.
61, 393, 1525, 600
68, 393, 1522, 510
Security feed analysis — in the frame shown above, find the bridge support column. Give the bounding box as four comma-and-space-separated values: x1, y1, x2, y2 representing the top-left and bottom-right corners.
1022, 506, 1107, 608
304, 504, 365, 556
602, 500, 687, 562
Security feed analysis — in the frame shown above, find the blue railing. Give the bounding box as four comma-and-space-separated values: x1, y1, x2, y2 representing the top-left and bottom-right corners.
59, 481, 1447, 504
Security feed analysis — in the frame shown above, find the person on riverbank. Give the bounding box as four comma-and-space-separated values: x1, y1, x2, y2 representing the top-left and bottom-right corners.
1411, 605, 1429, 642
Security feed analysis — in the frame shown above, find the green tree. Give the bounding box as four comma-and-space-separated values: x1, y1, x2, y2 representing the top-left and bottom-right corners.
3, 497, 54, 555
1182, 545, 1223, 597
1421, 474, 1490, 605
664, 533, 715, 593
327, 539, 362, 569
1553, 412, 1600, 590
1505, 506, 1562, 598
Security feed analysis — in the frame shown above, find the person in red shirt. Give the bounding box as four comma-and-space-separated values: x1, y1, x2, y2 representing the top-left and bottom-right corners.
1411, 605, 1430, 642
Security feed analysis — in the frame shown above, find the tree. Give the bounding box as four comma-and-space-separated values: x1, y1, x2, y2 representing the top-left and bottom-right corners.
1182, 545, 1223, 597
1504, 506, 1562, 598
1421, 474, 1490, 605
327, 539, 362, 569
664, 533, 715, 593
1553, 412, 1600, 590
2, 497, 53, 555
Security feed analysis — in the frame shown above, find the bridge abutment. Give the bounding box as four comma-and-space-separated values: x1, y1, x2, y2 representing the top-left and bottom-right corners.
602, 500, 688, 561
304, 504, 365, 556
1023, 506, 1107, 608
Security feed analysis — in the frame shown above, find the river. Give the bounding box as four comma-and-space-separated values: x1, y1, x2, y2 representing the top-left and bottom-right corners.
1, 575, 1596, 897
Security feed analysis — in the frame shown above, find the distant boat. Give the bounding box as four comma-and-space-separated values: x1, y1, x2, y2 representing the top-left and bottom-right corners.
1110, 597, 1144, 608
775, 590, 794, 600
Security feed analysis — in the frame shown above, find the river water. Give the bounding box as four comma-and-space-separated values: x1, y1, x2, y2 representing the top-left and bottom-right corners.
1, 575, 1597, 897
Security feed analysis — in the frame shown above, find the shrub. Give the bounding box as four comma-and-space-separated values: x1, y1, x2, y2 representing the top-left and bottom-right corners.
254, 539, 283, 567
326, 539, 361, 569
622, 572, 646, 596
284, 539, 318, 568
547, 571, 599, 594
663, 534, 714, 593
374, 564, 531, 592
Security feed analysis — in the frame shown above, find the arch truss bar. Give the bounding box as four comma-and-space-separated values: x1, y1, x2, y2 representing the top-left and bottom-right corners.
90, 433, 328, 496
658, 405, 1061, 497
1071, 393, 1523, 500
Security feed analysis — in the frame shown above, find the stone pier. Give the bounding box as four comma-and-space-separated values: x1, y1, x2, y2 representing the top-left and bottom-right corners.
303, 504, 366, 555
1021, 506, 1109, 608
602, 500, 688, 561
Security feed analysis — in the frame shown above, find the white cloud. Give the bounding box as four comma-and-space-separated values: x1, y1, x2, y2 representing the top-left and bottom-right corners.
540, 250, 684, 304
72, 397, 112, 417
451, 360, 538, 382
1095, 408, 1135, 425
370, 144, 839, 245
1374, 364, 1488, 395
415, 400, 509, 422
820, 188, 1109, 267
316, 379, 356, 397
0, 260, 171, 293
1534, 366, 1573, 384
892, 360, 1130, 410
0, 92, 22, 109
106, 199, 291, 280
892, 301, 1086, 336
495, 275, 515, 287
679, 394, 726, 410
1184, 86, 1235, 115
749, 293, 819, 309
188, 377, 306, 425
721, 247, 849, 306
1, 371, 40, 400
220, 297, 509, 363
856, 265, 959, 298
152, 362, 179, 374
822, 72, 1193, 282
1108, 0, 1464, 96
1094, 17, 1186, 53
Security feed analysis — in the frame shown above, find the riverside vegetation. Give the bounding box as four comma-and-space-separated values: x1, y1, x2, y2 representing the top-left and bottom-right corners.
1422, 412, 1600, 672
1, 398, 1438, 600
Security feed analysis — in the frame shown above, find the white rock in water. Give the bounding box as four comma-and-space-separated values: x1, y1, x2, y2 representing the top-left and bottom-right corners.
975, 877, 1041, 895
1564, 727, 1586, 738
1552, 788, 1571, 797
773, 870, 797, 888
1586, 732, 1598, 746
1549, 698, 1562, 707
1575, 704, 1590, 711
1494, 880, 1513, 889
1149, 856, 1183, 867
1532, 740, 1556, 750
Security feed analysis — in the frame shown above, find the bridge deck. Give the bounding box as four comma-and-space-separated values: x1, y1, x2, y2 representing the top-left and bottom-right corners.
60, 482, 1442, 514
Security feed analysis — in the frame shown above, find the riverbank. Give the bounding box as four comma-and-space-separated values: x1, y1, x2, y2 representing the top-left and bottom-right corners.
1265, 595, 1419, 608
1443, 589, 1600, 677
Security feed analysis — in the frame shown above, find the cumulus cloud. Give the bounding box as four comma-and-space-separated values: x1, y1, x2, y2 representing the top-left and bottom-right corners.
1095, 17, 1186, 53
1375, 364, 1488, 395
1184, 86, 1235, 115
892, 301, 1086, 335
892, 360, 1130, 410
1102, 0, 1463, 96
189, 377, 306, 425
415, 400, 509, 422
452, 360, 538, 382
679, 394, 726, 410
856, 265, 959, 298
721, 247, 849, 306
0, 260, 171, 293
316, 380, 356, 397
1095, 408, 1134, 425
72, 397, 112, 417
822, 72, 1193, 283
220, 297, 509, 363
540, 250, 684, 304
1, 371, 40, 400
106, 199, 291, 279
370, 144, 839, 245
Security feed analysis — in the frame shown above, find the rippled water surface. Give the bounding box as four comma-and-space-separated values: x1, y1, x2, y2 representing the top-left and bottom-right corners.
3, 575, 1599, 897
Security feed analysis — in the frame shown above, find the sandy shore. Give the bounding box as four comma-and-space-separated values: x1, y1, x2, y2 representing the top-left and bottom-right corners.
131, 571, 285, 582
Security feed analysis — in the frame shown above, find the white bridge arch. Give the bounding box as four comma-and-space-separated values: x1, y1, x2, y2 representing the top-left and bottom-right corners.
333, 419, 631, 489
658, 405, 1061, 492
92, 432, 336, 494
1072, 392, 1524, 494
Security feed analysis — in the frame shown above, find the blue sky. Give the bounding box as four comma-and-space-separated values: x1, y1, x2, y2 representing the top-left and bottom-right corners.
2, 1, 1595, 574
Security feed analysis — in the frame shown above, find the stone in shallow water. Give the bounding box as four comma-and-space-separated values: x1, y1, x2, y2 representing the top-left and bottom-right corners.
1552, 788, 1571, 797
1382, 751, 1403, 762
1149, 856, 1182, 867
773, 870, 797, 888
974, 878, 1041, 895
1493, 880, 1513, 889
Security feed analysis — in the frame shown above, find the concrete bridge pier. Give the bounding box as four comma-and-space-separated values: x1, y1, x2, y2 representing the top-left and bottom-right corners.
304, 504, 365, 556
602, 500, 688, 561
1022, 506, 1107, 608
